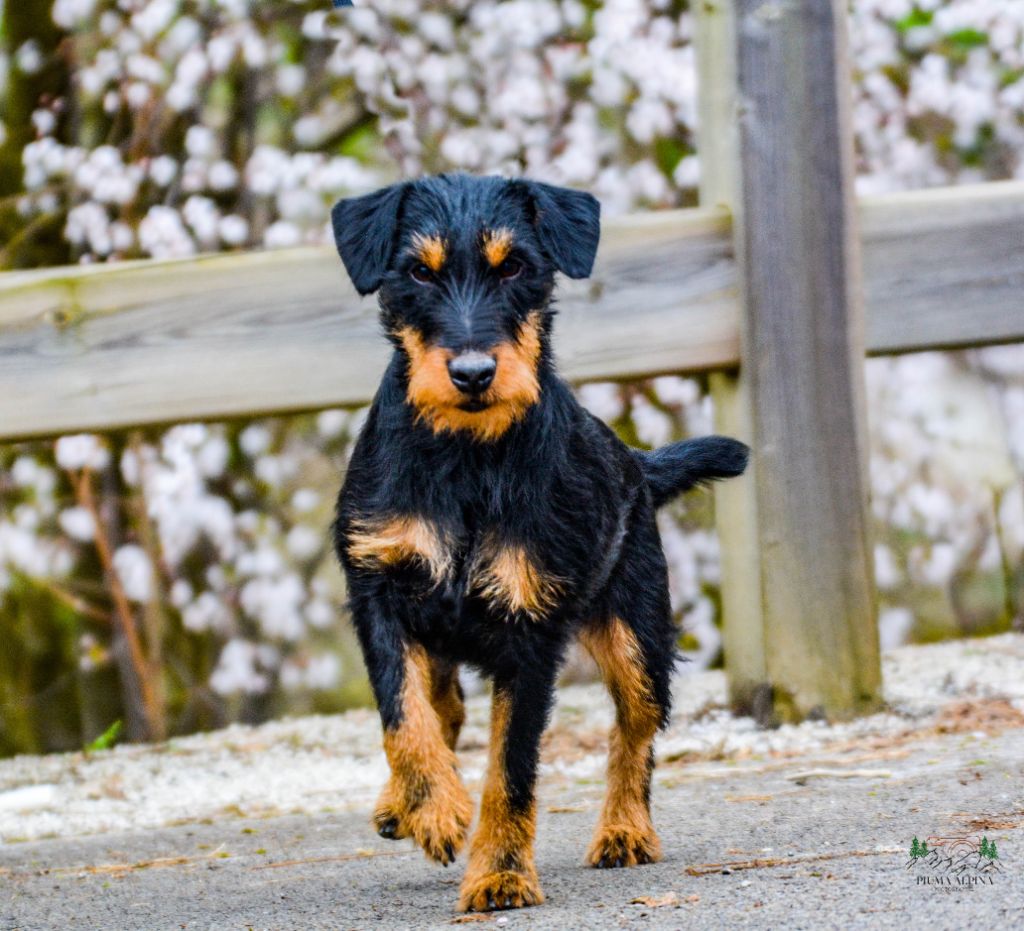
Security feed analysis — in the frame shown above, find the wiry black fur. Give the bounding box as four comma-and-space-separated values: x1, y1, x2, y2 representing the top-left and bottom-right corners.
636, 435, 750, 508
330, 173, 748, 905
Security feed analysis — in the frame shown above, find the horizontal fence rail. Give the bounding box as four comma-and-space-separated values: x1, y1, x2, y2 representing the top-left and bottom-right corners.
1, 180, 1022, 442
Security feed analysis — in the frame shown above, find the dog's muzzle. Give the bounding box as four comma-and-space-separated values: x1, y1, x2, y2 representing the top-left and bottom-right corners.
447, 352, 496, 397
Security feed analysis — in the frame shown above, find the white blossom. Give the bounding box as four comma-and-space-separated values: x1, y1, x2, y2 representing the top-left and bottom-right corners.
170, 579, 193, 608
280, 652, 340, 691
55, 435, 110, 471
139, 205, 195, 258
52, 0, 98, 29
208, 160, 239, 191
210, 640, 270, 695
239, 425, 271, 457
149, 155, 178, 186
240, 573, 306, 641
218, 214, 249, 246
305, 599, 334, 630
291, 489, 320, 514
182, 591, 232, 633
59, 507, 97, 543
113, 545, 154, 603
879, 607, 915, 650
15, 41, 43, 75
263, 220, 302, 250
286, 525, 322, 562
315, 409, 349, 439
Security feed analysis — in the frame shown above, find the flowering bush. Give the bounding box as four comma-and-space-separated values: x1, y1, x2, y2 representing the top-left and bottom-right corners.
4, 0, 1023, 269
0, 1, 1021, 754
0, 413, 367, 749
850, 0, 1024, 193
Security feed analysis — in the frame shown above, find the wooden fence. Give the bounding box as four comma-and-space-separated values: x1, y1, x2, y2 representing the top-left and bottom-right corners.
2, 182, 1021, 441
2, 0, 1022, 722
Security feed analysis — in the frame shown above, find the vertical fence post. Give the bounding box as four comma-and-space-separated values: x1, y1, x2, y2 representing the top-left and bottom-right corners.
695, 0, 769, 719
695, 0, 882, 721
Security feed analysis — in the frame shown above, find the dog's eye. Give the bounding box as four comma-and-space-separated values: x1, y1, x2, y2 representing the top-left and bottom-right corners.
496, 258, 522, 281
410, 263, 434, 284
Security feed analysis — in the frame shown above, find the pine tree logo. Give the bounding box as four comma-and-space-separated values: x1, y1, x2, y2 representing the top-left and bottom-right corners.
980, 837, 998, 860
909, 837, 932, 859
909, 832, 1005, 882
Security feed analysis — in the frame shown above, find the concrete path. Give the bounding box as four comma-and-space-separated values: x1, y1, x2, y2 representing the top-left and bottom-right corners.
2, 725, 1022, 930
3, 635, 1024, 929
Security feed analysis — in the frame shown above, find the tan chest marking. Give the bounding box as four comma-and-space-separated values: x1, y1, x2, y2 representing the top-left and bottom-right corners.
470, 540, 562, 621
347, 515, 451, 584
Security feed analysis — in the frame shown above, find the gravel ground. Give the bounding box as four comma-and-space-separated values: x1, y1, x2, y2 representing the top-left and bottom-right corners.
1, 635, 1023, 929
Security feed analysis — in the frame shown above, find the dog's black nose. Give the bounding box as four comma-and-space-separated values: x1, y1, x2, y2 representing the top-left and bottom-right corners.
448, 352, 496, 395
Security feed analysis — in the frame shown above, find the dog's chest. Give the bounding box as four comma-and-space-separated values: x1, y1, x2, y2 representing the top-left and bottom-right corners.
346, 513, 562, 623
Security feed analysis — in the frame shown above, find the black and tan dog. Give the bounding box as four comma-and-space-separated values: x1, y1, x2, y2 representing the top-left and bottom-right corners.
330, 174, 748, 912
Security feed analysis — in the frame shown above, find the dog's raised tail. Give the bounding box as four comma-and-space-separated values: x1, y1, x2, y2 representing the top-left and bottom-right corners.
635, 436, 749, 508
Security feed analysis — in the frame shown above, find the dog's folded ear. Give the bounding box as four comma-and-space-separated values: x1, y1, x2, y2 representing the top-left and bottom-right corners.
524, 181, 601, 279
331, 182, 410, 295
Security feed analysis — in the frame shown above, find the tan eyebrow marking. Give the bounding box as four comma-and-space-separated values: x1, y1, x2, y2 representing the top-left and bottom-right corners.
411, 233, 447, 272
482, 228, 514, 267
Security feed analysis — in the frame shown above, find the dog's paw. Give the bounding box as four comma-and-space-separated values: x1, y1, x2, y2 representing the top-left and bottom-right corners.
374, 770, 472, 863
405, 777, 473, 866
373, 805, 408, 841
372, 780, 411, 841
586, 824, 662, 868
458, 869, 544, 912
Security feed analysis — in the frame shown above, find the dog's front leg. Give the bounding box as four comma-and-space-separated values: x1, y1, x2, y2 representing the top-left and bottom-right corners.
351, 585, 472, 865
458, 665, 557, 912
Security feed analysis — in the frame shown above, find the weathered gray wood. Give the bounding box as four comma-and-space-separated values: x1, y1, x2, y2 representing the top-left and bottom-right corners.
1, 182, 1023, 441
554, 208, 739, 379
728, 0, 881, 720
695, 0, 769, 715
862, 182, 1024, 353
0, 210, 736, 441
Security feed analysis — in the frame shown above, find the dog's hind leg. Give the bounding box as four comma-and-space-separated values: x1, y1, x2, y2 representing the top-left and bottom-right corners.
427, 657, 465, 751
458, 663, 558, 911
580, 613, 670, 868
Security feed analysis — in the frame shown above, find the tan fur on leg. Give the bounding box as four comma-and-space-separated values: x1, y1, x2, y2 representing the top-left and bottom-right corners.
579, 619, 663, 868
427, 657, 465, 751
458, 691, 543, 911
377, 644, 472, 865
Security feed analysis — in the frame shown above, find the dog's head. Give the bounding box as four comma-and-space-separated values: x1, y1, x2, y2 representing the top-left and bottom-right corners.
331, 174, 600, 441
